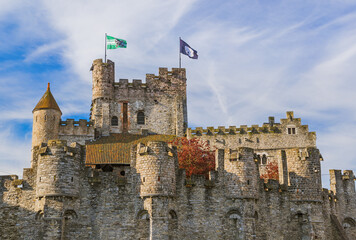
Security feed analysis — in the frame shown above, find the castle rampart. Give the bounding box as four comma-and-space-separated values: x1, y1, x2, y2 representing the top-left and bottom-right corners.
59, 119, 95, 144
1, 59, 355, 239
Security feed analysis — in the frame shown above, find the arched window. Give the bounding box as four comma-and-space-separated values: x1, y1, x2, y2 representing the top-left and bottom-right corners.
137, 111, 145, 125
137, 210, 150, 220
64, 209, 78, 220
111, 116, 118, 126
262, 154, 267, 165
169, 210, 177, 219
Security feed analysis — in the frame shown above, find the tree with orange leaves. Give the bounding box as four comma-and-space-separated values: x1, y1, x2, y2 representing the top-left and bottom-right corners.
170, 137, 215, 178
260, 162, 279, 181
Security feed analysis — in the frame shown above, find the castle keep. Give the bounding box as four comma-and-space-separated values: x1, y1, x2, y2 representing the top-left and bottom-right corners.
0, 59, 355, 239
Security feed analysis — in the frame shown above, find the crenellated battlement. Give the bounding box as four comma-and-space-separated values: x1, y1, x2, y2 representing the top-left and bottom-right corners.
38, 140, 81, 155
59, 119, 94, 137
113, 67, 186, 92
188, 112, 312, 137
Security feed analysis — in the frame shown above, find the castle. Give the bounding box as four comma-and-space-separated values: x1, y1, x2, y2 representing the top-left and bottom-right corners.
0, 59, 355, 240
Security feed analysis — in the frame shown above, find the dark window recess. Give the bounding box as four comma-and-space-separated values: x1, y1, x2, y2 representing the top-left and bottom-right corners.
143, 177, 145, 182
281, 150, 287, 161
288, 127, 296, 134
111, 116, 118, 126
262, 155, 267, 165
122, 103, 128, 132
158, 176, 160, 181
102, 164, 113, 172
71, 177, 74, 182
137, 111, 145, 125
120, 171, 125, 176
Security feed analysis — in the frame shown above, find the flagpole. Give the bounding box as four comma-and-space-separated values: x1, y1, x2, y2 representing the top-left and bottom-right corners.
179, 37, 181, 69
105, 33, 107, 63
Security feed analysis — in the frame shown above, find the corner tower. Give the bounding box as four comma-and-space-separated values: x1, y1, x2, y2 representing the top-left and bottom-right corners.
32, 83, 62, 150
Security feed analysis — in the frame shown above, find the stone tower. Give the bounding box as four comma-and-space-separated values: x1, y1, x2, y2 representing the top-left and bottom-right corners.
135, 141, 177, 240
91, 59, 115, 136
35, 140, 82, 239
90, 59, 187, 137
32, 83, 61, 166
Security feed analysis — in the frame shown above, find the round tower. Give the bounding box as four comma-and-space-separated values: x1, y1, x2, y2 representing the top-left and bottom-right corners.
135, 141, 176, 197
32, 83, 62, 149
36, 140, 81, 198
91, 59, 115, 136
91, 58, 115, 101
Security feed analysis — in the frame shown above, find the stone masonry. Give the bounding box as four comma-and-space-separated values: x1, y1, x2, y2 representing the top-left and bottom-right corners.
0, 59, 355, 240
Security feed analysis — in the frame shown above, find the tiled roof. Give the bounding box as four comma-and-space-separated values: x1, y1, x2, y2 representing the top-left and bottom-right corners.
85, 133, 176, 165
33, 83, 61, 113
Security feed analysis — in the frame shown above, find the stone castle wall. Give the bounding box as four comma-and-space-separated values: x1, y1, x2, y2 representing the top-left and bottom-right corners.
1, 139, 355, 239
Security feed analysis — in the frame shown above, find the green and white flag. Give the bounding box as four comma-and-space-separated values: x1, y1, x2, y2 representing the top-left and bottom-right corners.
106, 35, 127, 49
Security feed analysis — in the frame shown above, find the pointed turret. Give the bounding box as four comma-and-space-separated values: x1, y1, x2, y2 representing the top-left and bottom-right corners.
31, 83, 62, 166
33, 83, 61, 113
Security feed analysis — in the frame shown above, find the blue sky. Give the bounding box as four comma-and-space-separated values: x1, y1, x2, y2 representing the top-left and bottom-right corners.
1, 0, 356, 188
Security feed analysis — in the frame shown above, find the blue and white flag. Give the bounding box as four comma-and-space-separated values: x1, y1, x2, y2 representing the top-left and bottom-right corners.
180, 39, 198, 59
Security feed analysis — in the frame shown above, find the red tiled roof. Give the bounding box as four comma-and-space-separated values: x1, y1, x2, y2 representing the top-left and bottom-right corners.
85, 133, 176, 165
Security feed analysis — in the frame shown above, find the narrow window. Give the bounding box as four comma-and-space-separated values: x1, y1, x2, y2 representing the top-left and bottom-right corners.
143, 177, 145, 182
54, 175, 56, 181
137, 111, 145, 125
158, 176, 160, 181
122, 103, 128, 132
288, 127, 296, 134
44, 115, 47, 121
39, 177, 41, 182
71, 177, 74, 182
262, 155, 267, 165
281, 150, 287, 161
256, 138, 259, 143
247, 180, 250, 185
111, 116, 118, 126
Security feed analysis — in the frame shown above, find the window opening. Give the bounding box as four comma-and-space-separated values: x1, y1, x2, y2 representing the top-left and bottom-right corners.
122, 103, 128, 132
262, 155, 267, 165
137, 111, 145, 125
288, 127, 296, 134
111, 116, 118, 126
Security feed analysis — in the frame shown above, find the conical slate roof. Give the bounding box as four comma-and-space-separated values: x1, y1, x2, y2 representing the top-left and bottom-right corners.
32, 83, 62, 113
